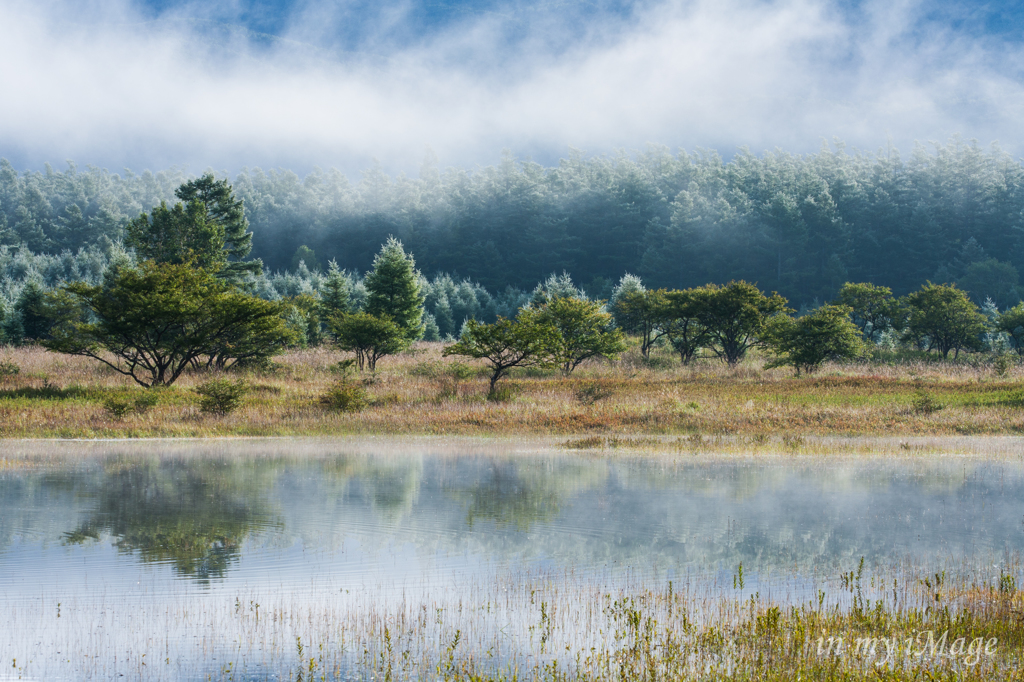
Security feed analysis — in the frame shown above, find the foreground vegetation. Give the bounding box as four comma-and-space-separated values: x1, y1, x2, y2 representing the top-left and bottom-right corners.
334, 566, 1024, 682
1, 343, 1023, 439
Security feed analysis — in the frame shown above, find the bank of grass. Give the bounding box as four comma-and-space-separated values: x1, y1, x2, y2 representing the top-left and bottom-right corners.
0, 343, 1023, 438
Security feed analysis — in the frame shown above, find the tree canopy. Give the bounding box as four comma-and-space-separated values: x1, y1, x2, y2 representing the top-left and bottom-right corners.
533, 296, 626, 375
43, 261, 294, 387
125, 174, 260, 279
902, 283, 987, 359
694, 281, 791, 365
443, 313, 559, 392
765, 304, 866, 375
328, 311, 409, 371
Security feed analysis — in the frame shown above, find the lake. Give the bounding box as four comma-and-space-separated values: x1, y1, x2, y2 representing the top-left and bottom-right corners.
1, 438, 1022, 680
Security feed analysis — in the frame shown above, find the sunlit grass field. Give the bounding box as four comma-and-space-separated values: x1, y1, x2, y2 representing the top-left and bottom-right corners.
0, 342, 1022, 440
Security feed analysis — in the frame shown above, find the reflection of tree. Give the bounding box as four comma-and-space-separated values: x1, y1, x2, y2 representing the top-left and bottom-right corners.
459, 461, 577, 532
63, 458, 279, 583
359, 461, 421, 524
466, 468, 559, 531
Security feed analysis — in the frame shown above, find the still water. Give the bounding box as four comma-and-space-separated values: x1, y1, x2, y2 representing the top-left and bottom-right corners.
0, 438, 1021, 680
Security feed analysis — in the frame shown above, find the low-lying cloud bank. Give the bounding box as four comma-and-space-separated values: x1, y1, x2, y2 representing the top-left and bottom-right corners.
1, 0, 1022, 173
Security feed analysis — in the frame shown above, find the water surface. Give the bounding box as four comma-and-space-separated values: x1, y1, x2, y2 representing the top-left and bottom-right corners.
1, 438, 1021, 679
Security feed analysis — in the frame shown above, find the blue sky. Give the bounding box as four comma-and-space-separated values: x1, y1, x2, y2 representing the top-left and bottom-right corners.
2, 0, 1024, 175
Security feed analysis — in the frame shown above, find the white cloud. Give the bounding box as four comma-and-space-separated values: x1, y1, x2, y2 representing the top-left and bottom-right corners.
0, 0, 1021, 173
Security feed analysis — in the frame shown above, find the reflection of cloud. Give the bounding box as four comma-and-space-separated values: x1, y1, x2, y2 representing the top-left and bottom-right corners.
1, 1, 1023, 172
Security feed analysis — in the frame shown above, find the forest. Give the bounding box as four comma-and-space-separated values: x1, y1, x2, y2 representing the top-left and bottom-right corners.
2, 136, 1022, 314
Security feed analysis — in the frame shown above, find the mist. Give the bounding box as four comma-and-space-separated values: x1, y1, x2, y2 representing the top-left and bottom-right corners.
1, 0, 1022, 174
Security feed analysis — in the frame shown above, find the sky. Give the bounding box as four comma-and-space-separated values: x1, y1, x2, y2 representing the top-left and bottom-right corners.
1, 0, 1023, 175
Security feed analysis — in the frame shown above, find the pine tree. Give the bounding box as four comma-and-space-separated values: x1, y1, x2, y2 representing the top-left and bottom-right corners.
364, 237, 425, 340
174, 174, 262, 279
15, 280, 52, 340
319, 260, 352, 319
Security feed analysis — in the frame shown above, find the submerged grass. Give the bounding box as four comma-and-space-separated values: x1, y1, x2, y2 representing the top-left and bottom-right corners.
9, 560, 1021, 680
1, 344, 1023, 438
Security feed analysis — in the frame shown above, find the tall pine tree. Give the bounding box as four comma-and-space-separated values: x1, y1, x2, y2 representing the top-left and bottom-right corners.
174, 174, 262, 279
364, 237, 425, 340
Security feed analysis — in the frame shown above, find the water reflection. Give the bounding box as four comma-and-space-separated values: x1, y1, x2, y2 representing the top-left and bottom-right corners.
58, 457, 281, 582
0, 441, 1020, 587
0, 440, 1022, 681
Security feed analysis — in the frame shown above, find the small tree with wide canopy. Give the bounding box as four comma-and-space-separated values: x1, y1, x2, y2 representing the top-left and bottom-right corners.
533, 296, 626, 375
443, 312, 559, 392
902, 283, 987, 359
328, 312, 409, 371
764, 304, 866, 375
43, 261, 294, 387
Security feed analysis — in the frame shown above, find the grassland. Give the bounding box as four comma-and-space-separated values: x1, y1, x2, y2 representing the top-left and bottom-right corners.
0, 343, 1023, 439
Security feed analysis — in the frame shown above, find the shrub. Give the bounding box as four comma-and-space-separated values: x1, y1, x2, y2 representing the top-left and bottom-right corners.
912, 389, 944, 414
574, 381, 613, 405
320, 379, 369, 412
194, 379, 249, 415
993, 354, 1013, 377
103, 391, 159, 419
0, 359, 19, 379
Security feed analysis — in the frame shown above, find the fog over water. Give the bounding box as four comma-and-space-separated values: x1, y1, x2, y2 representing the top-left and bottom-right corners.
1, 439, 1022, 679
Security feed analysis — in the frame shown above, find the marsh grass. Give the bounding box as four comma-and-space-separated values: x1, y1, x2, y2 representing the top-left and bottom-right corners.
1, 343, 1024, 438
8, 559, 1021, 681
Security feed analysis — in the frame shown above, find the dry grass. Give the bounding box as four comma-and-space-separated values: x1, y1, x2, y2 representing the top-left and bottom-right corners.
0, 343, 1023, 438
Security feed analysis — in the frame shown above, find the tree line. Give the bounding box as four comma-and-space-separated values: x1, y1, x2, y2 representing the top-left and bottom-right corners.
3, 174, 1022, 392
3, 137, 1024, 308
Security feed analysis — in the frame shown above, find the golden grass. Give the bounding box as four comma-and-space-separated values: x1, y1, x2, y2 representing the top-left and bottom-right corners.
0, 343, 1023, 439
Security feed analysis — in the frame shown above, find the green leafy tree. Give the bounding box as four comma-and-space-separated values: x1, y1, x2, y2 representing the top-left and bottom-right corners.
364, 237, 426, 340
43, 261, 294, 387
197, 299, 298, 370
836, 282, 901, 342
663, 288, 712, 364
328, 312, 409, 371
126, 200, 225, 271
174, 173, 261, 278
995, 303, 1024, 357
443, 312, 559, 392
765, 304, 866, 375
291, 245, 318, 271
902, 283, 988, 359
534, 296, 626, 375
694, 281, 791, 365
612, 289, 670, 358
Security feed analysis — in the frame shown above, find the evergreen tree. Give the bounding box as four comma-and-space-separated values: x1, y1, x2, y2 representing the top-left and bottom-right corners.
319, 260, 352, 320
126, 200, 225, 271
15, 280, 52, 340
175, 174, 261, 278
364, 237, 425, 340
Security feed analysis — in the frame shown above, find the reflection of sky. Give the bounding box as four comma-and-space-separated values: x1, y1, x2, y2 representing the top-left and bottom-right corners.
1, 440, 1022, 679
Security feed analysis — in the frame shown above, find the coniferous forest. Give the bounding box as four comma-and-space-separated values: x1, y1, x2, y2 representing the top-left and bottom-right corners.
2, 137, 1023, 314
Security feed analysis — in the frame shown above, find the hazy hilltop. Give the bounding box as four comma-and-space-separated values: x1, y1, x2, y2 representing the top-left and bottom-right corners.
3, 139, 1024, 310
